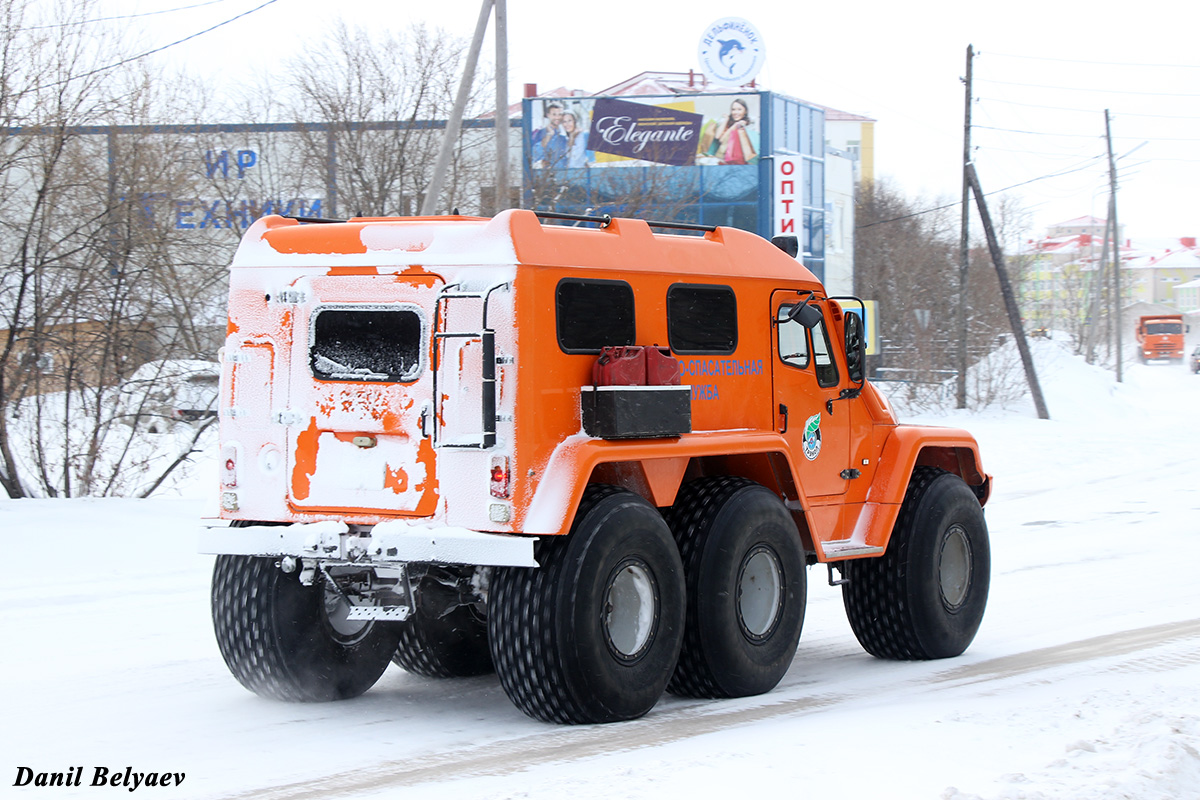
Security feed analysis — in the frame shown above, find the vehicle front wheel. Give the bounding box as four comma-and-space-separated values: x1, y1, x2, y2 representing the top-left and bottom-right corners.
842, 467, 990, 660
488, 485, 686, 724
211, 555, 400, 701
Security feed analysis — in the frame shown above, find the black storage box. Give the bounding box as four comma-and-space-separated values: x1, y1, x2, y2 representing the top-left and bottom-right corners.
580, 385, 692, 439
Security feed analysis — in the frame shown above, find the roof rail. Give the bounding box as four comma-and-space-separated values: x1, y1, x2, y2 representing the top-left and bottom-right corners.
282, 215, 348, 224
534, 210, 717, 233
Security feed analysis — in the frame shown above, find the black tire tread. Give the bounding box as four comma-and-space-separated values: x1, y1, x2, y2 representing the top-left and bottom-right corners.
488, 484, 627, 724
211, 554, 398, 702
392, 604, 493, 679
842, 466, 986, 660
663, 475, 757, 698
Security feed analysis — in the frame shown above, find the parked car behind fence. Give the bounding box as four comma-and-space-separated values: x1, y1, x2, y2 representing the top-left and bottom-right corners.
118, 360, 219, 432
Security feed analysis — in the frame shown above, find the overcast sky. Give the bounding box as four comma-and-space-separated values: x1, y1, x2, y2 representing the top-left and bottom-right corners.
110, 0, 1198, 241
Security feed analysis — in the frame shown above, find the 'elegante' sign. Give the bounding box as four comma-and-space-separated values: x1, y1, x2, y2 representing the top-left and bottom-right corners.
587, 98, 702, 166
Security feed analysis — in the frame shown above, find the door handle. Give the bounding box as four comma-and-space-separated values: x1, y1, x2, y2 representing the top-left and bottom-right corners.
779, 403, 788, 434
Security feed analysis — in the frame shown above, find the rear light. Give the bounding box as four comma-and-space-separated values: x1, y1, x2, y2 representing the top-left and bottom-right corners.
490, 455, 510, 499
221, 444, 238, 488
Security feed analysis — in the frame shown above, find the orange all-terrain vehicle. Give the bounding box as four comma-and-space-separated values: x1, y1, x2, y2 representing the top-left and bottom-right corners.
201, 210, 992, 724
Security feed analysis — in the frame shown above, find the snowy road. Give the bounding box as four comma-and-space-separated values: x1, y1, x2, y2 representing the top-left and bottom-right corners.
4, 344, 1199, 799
209, 618, 1200, 800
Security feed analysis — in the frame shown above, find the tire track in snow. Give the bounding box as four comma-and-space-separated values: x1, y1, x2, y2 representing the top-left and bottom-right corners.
929, 617, 1200, 686
207, 617, 1200, 800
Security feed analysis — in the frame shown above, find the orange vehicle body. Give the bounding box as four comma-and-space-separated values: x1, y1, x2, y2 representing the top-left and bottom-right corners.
208, 210, 989, 563
1135, 314, 1186, 362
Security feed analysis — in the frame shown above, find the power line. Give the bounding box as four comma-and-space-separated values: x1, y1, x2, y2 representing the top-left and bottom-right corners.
974, 124, 1200, 143
26, 0, 234, 30
977, 145, 1106, 160
978, 97, 1200, 121
31, 0, 280, 92
857, 157, 1105, 230
984, 51, 1200, 69
974, 124, 1104, 139
976, 78, 1200, 98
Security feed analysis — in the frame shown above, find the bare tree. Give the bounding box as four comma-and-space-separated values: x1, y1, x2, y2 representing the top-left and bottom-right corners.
270, 22, 494, 218
854, 179, 1014, 410
0, 1, 218, 498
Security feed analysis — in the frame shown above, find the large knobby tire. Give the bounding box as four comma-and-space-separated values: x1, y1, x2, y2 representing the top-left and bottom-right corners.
211, 555, 400, 701
392, 598, 493, 678
488, 485, 686, 724
842, 467, 990, 660
664, 477, 807, 699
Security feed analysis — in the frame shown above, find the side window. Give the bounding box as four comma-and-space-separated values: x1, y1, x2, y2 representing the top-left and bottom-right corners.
556, 278, 635, 353
812, 316, 840, 387
311, 306, 424, 382
668, 284, 737, 354
777, 306, 810, 368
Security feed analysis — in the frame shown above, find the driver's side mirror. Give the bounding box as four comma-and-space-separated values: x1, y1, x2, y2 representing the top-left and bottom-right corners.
787, 300, 823, 329
843, 311, 866, 383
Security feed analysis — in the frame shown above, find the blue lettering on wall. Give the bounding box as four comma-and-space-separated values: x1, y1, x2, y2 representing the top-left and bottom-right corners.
236, 149, 257, 177
172, 198, 324, 230
204, 149, 259, 179
204, 150, 228, 179
175, 200, 195, 229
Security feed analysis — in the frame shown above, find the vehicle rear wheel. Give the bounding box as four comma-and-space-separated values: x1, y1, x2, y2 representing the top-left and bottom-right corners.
392, 593, 492, 678
664, 477, 807, 698
211, 555, 400, 701
842, 467, 990, 660
488, 485, 686, 724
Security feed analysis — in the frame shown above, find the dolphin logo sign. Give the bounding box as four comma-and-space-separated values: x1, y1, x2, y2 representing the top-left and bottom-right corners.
698, 17, 765, 87
717, 39, 745, 75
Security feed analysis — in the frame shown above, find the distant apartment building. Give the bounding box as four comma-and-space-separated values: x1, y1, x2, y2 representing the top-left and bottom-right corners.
1018, 220, 1199, 328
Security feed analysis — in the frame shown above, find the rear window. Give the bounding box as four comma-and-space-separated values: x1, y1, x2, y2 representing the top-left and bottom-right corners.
310, 306, 424, 382
556, 279, 636, 353
667, 284, 737, 354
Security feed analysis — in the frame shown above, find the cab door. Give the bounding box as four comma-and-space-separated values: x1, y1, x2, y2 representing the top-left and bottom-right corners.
771, 290, 850, 501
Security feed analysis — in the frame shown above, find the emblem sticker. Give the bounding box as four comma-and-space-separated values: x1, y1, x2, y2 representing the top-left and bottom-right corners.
802, 412, 822, 461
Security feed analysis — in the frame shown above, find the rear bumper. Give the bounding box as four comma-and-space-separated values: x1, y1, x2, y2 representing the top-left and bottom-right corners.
199, 520, 538, 567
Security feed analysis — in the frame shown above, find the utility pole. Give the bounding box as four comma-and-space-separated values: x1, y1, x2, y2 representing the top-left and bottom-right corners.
966, 163, 1050, 419
493, 0, 509, 214
421, 0, 494, 216
1105, 109, 1123, 383
1084, 193, 1114, 364
956, 44, 973, 409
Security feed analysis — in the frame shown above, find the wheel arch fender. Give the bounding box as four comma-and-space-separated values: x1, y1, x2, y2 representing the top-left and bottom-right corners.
520, 434, 818, 545
869, 426, 992, 508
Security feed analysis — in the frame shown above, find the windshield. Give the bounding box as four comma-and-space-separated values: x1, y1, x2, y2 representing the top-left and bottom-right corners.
1146, 322, 1182, 335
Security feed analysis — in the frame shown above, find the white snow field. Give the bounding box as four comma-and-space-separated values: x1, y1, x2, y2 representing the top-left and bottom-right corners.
3, 337, 1199, 800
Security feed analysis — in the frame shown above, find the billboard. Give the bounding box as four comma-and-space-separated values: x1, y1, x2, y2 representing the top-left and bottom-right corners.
529, 94, 762, 169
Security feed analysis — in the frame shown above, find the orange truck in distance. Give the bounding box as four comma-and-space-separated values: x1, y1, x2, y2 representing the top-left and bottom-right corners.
201, 210, 992, 724
1135, 314, 1187, 363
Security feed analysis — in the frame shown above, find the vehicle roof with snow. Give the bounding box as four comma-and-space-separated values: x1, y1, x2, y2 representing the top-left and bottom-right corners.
230, 210, 822, 285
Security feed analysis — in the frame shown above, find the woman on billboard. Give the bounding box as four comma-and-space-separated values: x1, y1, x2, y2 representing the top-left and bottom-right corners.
698, 98, 758, 165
